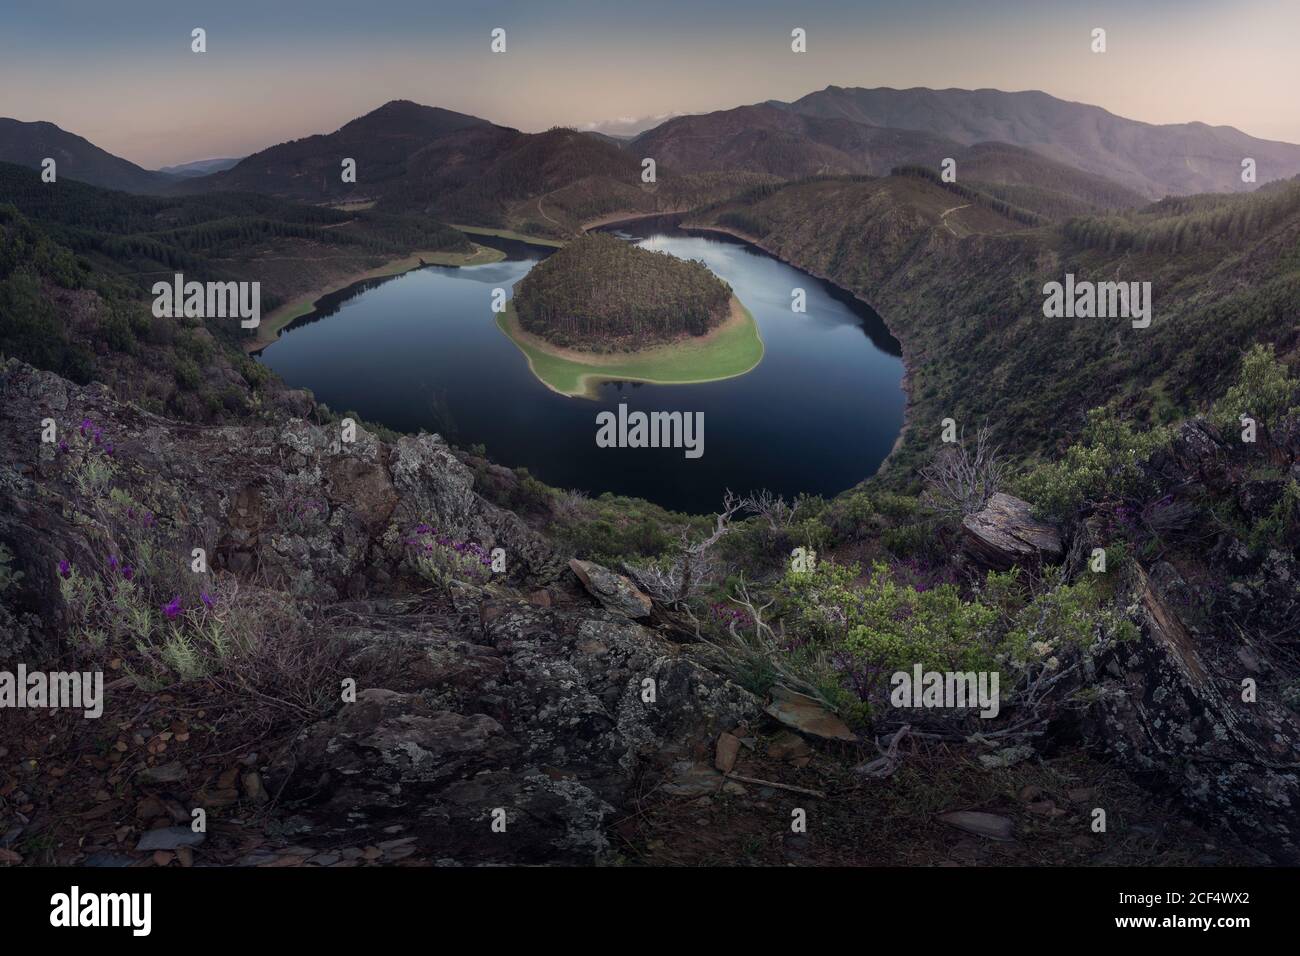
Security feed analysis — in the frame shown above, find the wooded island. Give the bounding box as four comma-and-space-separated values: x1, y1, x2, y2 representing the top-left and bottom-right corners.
512, 233, 733, 351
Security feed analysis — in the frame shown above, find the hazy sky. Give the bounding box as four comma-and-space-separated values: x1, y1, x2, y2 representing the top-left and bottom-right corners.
2, 0, 1297, 168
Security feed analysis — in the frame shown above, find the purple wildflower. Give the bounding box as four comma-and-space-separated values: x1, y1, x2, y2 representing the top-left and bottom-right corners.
58, 559, 71, 579
162, 595, 182, 619
200, 591, 215, 610
121, 564, 134, 581
58, 439, 69, 453
108, 555, 119, 572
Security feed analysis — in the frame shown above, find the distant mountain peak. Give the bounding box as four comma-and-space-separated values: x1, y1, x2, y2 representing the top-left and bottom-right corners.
0, 117, 170, 193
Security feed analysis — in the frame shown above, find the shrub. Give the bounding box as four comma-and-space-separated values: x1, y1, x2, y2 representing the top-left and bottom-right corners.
980, 566, 1139, 670
920, 425, 1009, 518
1211, 342, 1299, 436
1249, 479, 1300, 550
777, 561, 1000, 713
708, 556, 1138, 727
172, 356, 201, 391
1020, 408, 1171, 520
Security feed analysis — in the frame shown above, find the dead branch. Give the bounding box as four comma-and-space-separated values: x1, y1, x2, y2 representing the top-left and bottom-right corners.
920, 424, 1009, 518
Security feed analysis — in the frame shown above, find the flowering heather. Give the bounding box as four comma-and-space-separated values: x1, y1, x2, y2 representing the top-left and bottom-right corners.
405, 525, 493, 587
708, 601, 754, 632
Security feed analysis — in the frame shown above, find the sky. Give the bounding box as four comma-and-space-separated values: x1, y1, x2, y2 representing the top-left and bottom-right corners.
1, 0, 1297, 168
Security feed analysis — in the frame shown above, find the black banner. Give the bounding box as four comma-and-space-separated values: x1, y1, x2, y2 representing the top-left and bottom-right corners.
0, 866, 1275, 942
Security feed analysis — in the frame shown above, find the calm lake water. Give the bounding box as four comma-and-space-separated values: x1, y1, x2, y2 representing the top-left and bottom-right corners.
258, 217, 905, 513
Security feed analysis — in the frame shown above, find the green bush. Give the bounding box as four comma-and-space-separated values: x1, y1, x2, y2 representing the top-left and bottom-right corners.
100, 310, 137, 354
778, 561, 999, 704
1020, 408, 1171, 520
1249, 479, 1300, 549
172, 356, 201, 391
980, 566, 1138, 668
1211, 342, 1299, 435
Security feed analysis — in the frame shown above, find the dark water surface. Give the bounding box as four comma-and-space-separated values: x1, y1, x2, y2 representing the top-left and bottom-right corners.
258, 218, 904, 513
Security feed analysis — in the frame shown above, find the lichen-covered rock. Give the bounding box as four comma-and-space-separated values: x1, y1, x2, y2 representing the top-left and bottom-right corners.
264, 600, 760, 863
961, 492, 1063, 570
1084, 566, 1300, 863
388, 434, 566, 587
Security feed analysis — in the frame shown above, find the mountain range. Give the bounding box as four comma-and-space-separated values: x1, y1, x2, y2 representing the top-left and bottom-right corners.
4, 86, 1299, 212
776, 86, 1300, 198
156, 156, 243, 178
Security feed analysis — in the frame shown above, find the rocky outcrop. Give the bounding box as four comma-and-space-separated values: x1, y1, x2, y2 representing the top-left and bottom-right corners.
961, 492, 1063, 569
6, 354, 1296, 865
1084, 564, 1300, 863
264, 600, 759, 863
0, 357, 759, 864
1068, 410, 1300, 864
0, 357, 566, 633
568, 559, 653, 618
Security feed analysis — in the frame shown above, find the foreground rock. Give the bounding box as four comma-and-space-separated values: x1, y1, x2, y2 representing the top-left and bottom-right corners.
1068, 415, 1300, 864
1080, 563, 1300, 863
0, 358, 758, 864
764, 686, 856, 742
569, 559, 653, 618
961, 492, 1063, 569
266, 602, 759, 863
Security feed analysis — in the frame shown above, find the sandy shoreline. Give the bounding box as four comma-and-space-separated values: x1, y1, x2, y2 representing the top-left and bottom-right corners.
497, 296, 763, 398
505, 296, 749, 368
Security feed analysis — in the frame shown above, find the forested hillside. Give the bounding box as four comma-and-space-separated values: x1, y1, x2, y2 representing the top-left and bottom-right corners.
690, 170, 1300, 478
185, 100, 491, 201
0, 161, 471, 338
0, 163, 471, 422
0, 201, 281, 422
0, 117, 173, 193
